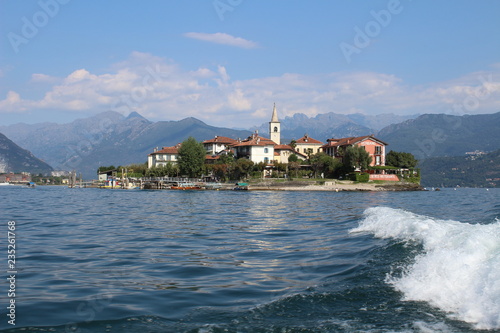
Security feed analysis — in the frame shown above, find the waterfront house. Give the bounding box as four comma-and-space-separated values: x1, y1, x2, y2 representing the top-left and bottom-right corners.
274, 144, 307, 163
232, 132, 276, 164
294, 134, 323, 156
203, 136, 238, 155
148, 144, 180, 168
321, 135, 387, 166
0, 173, 31, 183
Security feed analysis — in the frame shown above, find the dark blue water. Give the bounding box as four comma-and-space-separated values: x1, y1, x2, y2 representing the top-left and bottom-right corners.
1, 187, 499, 332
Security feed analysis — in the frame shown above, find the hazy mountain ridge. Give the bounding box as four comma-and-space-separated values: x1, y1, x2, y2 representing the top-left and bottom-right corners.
0, 132, 53, 174
377, 112, 500, 159
253, 112, 418, 141
419, 149, 500, 187
1, 112, 252, 179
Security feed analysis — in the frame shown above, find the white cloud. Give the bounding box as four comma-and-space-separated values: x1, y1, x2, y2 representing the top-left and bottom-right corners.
183, 32, 259, 49
1, 52, 500, 128
31, 73, 60, 83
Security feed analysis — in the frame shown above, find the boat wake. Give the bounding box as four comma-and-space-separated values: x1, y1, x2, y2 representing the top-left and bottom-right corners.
351, 207, 500, 330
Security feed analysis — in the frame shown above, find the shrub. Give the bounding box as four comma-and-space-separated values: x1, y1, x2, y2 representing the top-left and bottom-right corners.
349, 172, 370, 182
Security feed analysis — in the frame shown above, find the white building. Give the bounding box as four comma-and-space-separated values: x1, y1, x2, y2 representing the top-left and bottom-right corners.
148, 145, 180, 168
232, 133, 276, 164
203, 136, 237, 155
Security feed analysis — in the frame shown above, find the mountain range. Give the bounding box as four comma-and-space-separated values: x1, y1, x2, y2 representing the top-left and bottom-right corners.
0, 110, 499, 180
419, 149, 500, 188
0, 132, 53, 174
377, 112, 500, 159
253, 112, 418, 142
0, 112, 251, 179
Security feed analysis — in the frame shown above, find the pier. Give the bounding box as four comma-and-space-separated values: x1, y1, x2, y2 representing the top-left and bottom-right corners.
136, 177, 226, 190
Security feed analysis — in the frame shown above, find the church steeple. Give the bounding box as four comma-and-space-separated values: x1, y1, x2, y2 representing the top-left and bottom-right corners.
271, 103, 279, 122
269, 103, 281, 145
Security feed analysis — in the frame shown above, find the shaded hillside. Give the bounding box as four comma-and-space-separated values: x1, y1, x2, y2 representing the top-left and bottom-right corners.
378, 112, 500, 159
0, 133, 53, 174
419, 149, 500, 188
0, 111, 145, 172
0, 112, 251, 179
75, 117, 252, 179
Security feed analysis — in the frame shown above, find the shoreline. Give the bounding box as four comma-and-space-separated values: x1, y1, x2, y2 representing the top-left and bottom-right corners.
246, 181, 423, 192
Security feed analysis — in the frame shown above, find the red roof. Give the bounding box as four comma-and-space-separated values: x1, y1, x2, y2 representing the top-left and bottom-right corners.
274, 144, 308, 158
203, 136, 237, 144
232, 133, 276, 147
295, 135, 323, 144
274, 144, 294, 151
149, 145, 180, 155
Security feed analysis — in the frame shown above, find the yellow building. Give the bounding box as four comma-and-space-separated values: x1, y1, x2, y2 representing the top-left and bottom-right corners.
294, 134, 323, 156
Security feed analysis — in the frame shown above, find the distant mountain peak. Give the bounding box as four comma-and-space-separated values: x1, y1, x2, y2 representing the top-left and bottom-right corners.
179, 117, 207, 125
126, 112, 148, 121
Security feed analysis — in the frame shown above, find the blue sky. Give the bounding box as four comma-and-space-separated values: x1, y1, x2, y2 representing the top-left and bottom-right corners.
1, 0, 499, 127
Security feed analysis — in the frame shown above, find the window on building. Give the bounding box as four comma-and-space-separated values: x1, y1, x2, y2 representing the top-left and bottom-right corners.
375, 146, 382, 154
264, 148, 269, 153
274, 126, 278, 132
376, 156, 381, 165
264, 157, 269, 163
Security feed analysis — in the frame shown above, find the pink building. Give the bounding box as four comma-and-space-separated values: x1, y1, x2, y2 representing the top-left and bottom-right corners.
321, 135, 387, 167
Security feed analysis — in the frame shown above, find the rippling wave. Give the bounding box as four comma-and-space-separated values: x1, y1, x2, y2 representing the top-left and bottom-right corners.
351, 206, 500, 330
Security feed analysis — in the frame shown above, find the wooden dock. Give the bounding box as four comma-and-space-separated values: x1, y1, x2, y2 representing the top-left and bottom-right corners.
141, 177, 225, 190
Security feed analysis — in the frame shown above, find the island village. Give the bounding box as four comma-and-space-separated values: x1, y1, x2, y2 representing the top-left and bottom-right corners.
0, 105, 420, 190
94, 104, 420, 191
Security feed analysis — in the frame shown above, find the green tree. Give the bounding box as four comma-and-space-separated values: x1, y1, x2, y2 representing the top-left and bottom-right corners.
145, 163, 180, 177
344, 146, 372, 172
275, 162, 287, 178
217, 151, 235, 165
98, 165, 116, 173
310, 153, 342, 178
177, 137, 207, 177
288, 153, 299, 163
289, 161, 301, 178
231, 158, 254, 180
386, 150, 418, 168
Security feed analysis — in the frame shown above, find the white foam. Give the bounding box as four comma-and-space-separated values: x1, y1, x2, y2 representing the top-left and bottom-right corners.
351, 207, 500, 330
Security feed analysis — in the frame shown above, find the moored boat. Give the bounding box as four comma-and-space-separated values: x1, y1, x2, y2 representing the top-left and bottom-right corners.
170, 182, 203, 190
233, 182, 249, 190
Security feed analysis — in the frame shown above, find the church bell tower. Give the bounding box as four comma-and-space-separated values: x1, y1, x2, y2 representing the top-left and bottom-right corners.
269, 103, 280, 145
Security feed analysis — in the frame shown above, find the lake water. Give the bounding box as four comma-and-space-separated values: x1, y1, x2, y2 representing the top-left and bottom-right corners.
0, 186, 499, 332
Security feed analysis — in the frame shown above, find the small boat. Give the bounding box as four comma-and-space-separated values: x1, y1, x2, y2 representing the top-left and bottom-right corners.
170, 182, 203, 190
205, 183, 222, 190
233, 182, 248, 191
